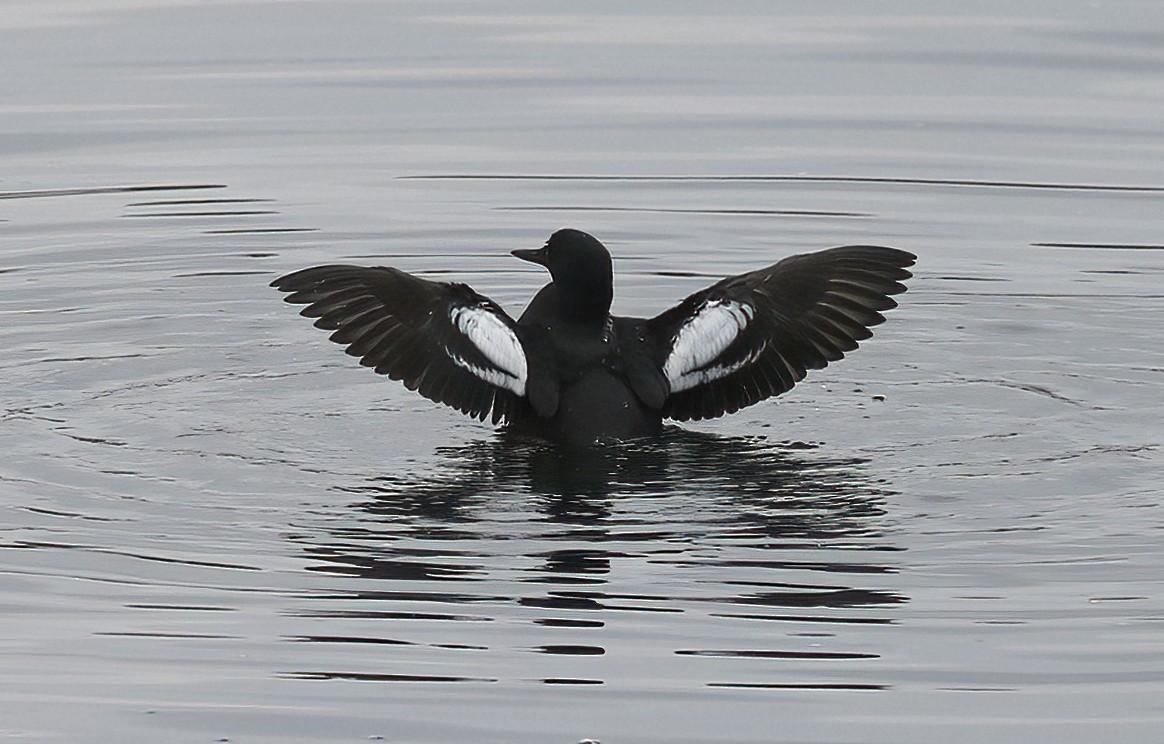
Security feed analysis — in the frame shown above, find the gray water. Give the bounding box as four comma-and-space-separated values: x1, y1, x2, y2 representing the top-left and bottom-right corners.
3, 2, 1163, 742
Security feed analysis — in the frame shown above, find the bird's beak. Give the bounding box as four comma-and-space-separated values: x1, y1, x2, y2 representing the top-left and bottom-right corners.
511, 245, 549, 267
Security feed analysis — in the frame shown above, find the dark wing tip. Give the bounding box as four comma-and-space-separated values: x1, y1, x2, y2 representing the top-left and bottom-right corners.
271, 264, 374, 294
824, 245, 916, 270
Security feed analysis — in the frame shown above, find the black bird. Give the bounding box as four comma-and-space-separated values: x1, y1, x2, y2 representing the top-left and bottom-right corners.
272, 229, 914, 444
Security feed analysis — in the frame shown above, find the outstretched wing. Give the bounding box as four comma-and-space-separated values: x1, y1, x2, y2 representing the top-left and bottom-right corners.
272, 265, 531, 424
642, 246, 915, 421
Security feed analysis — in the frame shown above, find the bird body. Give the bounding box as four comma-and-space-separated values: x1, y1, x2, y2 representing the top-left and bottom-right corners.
273, 229, 914, 444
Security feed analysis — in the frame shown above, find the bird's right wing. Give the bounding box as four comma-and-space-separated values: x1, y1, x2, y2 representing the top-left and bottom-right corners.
640, 246, 915, 421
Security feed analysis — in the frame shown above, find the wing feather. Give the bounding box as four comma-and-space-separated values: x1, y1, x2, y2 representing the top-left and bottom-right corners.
272, 265, 531, 423
643, 245, 915, 421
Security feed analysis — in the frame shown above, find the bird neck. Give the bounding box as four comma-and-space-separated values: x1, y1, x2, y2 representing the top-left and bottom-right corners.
556, 280, 612, 323
520, 283, 611, 328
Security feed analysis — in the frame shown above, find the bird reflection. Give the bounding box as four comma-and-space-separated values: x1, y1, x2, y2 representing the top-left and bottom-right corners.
340, 428, 890, 532
298, 428, 900, 593
287, 430, 906, 687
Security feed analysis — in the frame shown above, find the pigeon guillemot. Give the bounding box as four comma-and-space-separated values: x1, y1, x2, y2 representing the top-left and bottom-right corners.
272, 229, 914, 444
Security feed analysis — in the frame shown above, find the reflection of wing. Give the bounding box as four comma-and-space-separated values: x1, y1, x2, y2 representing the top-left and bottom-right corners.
642, 246, 915, 421
272, 265, 528, 423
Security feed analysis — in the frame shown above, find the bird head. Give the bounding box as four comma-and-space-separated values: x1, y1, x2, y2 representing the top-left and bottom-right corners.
512, 229, 613, 319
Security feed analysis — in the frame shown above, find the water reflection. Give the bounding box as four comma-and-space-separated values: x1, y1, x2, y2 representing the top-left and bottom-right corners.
285, 431, 905, 688
335, 428, 889, 528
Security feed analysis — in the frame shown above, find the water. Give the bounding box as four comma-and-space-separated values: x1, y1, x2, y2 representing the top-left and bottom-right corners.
2, 2, 1163, 742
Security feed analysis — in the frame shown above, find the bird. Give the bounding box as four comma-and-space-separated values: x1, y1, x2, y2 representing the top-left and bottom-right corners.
271, 229, 914, 445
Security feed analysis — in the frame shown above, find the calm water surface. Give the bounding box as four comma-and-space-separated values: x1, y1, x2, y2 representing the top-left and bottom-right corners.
2, 2, 1163, 743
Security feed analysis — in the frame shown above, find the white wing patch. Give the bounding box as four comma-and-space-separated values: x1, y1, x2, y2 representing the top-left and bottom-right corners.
447, 305, 528, 395
663, 299, 754, 392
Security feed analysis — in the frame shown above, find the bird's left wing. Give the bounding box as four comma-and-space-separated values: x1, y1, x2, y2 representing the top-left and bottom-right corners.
639, 246, 915, 421
272, 264, 536, 423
